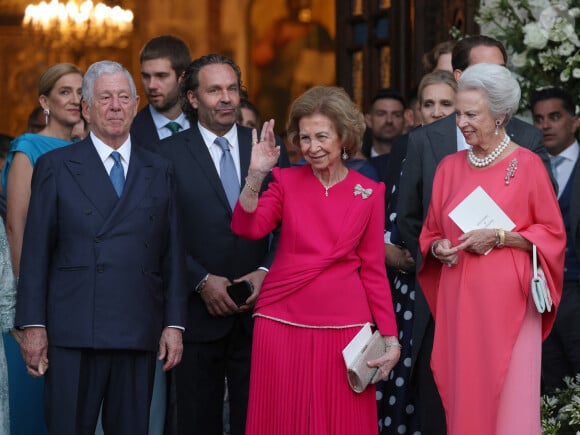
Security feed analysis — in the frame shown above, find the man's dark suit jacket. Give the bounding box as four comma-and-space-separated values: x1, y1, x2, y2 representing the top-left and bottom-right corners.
131, 106, 161, 149
396, 113, 553, 431
15, 137, 188, 351
571, 158, 580, 259
153, 123, 289, 342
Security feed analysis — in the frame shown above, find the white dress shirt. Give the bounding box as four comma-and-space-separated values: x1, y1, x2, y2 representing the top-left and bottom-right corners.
456, 126, 471, 152
198, 122, 241, 183
552, 140, 579, 199
91, 132, 131, 177
149, 105, 190, 140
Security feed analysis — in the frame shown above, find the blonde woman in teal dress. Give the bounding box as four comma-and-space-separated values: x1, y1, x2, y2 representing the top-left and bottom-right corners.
2, 62, 83, 435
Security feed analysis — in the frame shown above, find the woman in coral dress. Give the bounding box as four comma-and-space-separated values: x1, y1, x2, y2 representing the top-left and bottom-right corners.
418, 63, 565, 434
231, 86, 400, 435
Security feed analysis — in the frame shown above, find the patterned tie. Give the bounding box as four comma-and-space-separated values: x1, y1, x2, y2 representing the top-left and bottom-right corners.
214, 137, 240, 209
109, 151, 125, 197
165, 121, 182, 135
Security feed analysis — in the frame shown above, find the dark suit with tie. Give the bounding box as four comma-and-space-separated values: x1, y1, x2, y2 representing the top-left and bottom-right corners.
397, 114, 552, 434
153, 123, 288, 435
542, 148, 580, 392
131, 106, 161, 149
15, 137, 187, 435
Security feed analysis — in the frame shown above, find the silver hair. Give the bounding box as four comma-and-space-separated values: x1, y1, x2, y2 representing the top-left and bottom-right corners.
457, 63, 520, 124
82, 60, 137, 105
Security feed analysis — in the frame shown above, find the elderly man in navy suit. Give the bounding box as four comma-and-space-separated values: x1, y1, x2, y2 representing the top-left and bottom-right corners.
14, 60, 187, 435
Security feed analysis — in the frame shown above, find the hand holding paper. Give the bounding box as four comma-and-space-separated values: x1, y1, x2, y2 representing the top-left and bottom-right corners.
448, 186, 515, 255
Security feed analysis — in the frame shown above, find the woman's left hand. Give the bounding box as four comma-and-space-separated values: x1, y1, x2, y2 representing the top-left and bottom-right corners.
368, 335, 401, 383
456, 228, 497, 255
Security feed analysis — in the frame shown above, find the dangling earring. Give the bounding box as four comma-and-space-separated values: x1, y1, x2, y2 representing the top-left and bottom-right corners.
43, 108, 50, 125
495, 119, 501, 135
342, 147, 348, 160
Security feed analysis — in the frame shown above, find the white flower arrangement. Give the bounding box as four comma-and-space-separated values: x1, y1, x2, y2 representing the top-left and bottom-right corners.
476, 0, 580, 113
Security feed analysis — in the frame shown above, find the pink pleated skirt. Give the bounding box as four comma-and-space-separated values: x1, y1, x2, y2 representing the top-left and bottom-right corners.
245, 316, 379, 435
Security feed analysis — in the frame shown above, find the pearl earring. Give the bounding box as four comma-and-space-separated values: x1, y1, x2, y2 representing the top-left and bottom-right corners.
342, 147, 348, 160
495, 119, 501, 135
44, 108, 50, 125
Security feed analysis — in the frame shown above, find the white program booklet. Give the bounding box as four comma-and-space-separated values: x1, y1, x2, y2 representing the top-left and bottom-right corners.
448, 186, 515, 253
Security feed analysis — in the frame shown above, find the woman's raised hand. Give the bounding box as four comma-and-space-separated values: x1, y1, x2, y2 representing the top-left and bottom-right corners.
250, 119, 280, 175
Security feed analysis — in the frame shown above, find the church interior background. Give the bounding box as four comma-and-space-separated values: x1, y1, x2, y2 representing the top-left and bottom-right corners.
0, 0, 478, 138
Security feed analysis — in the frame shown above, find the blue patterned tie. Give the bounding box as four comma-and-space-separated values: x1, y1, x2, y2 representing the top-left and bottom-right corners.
214, 137, 239, 209
109, 151, 125, 197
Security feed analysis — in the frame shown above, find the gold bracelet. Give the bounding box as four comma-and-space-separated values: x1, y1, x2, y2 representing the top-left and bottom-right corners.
245, 177, 259, 194
496, 228, 505, 248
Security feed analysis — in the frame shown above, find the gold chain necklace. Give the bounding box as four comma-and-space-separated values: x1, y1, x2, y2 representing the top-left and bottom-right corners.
313, 167, 348, 197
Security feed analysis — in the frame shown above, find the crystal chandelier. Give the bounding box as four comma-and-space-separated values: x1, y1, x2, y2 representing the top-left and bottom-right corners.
22, 0, 134, 50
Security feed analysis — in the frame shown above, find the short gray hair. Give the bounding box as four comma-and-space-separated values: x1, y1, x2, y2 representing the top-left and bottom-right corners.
82, 60, 137, 105
458, 63, 520, 124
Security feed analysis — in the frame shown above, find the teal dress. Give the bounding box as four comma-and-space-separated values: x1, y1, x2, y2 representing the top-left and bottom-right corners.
1, 133, 70, 191
3, 133, 70, 435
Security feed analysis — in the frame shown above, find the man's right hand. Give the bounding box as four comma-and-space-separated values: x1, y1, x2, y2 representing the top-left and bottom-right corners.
199, 274, 240, 317
19, 327, 49, 377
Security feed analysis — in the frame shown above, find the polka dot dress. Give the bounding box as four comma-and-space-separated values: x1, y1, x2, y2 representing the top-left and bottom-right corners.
376, 179, 421, 435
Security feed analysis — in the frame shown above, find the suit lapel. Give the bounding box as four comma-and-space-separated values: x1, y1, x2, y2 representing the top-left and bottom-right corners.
570, 158, 580, 255
182, 126, 233, 211
64, 138, 158, 234
99, 146, 156, 233
238, 124, 252, 180
429, 115, 457, 163
64, 138, 119, 220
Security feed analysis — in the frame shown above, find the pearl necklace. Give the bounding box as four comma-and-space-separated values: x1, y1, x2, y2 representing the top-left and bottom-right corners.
467, 133, 510, 167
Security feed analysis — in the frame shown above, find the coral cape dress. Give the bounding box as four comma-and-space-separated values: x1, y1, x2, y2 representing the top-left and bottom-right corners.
418, 147, 565, 435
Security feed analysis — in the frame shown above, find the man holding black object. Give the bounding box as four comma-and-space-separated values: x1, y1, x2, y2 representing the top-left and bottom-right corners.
153, 53, 289, 435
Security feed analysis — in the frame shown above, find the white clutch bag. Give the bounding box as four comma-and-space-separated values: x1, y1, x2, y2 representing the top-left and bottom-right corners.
342, 323, 385, 393
346, 330, 385, 393
531, 244, 552, 313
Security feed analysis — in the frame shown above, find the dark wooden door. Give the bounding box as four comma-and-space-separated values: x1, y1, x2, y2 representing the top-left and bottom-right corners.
335, 0, 479, 111
335, 0, 410, 111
